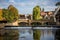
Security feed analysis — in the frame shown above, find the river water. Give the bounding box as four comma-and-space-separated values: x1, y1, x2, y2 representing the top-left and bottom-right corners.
40, 29, 54, 40
5, 27, 57, 40
17, 27, 56, 40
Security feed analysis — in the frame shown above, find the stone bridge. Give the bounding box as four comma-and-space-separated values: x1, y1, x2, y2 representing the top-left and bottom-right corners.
18, 19, 56, 26
0, 19, 56, 27
18, 19, 29, 23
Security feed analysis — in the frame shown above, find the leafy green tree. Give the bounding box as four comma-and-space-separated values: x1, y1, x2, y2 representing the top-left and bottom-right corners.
2, 9, 14, 22
8, 5, 19, 21
33, 6, 41, 40
2, 9, 9, 21
2, 5, 19, 22
33, 6, 42, 20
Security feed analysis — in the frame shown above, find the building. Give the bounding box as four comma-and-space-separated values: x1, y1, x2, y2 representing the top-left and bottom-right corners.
41, 10, 54, 20
19, 14, 26, 19
27, 14, 32, 20
40, 8, 54, 20
47, 11, 54, 17
55, 7, 60, 24
47, 11, 54, 20
41, 11, 47, 18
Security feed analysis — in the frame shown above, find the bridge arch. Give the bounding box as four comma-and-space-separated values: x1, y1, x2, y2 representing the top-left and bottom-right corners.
44, 22, 56, 25
18, 22, 29, 26
31, 22, 42, 26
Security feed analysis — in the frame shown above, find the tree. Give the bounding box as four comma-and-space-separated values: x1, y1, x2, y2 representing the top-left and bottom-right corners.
8, 5, 19, 21
33, 6, 41, 40
56, 2, 60, 6
0, 9, 3, 20
2, 9, 9, 21
2, 5, 19, 22
2, 9, 14, 22
4, 30, 19, 40
33, 6, 42, 20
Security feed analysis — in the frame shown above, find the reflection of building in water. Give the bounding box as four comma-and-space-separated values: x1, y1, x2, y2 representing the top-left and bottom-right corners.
41, 29, 53, 34
55, 29, 60, 40
40, 29, 54, 40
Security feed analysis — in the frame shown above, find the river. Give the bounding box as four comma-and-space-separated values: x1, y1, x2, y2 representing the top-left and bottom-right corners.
5, 27, 57, 40
17, 27, 56, 40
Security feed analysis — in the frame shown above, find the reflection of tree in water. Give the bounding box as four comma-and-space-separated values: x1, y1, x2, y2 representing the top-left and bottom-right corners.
4, 30, 19, 40
32, 28, 55, 40
33, 29, 41, 40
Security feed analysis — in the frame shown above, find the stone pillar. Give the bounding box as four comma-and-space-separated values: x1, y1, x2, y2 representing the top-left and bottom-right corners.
41, 22, 44, 25
28, 20, 31, 26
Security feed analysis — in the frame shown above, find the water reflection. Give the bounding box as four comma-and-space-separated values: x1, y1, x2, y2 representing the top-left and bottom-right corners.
4, 27, 57, 40
40, 29, 54, 40
17, 27, 56, 40
18, 29, 33, 40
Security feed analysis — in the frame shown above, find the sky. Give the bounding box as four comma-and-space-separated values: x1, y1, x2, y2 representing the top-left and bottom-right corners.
0, 0, 60, 15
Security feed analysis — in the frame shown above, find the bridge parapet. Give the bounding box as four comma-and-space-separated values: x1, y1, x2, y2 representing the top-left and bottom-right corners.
18, 19, 29, 23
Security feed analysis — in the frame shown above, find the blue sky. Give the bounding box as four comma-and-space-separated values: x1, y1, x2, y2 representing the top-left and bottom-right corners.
0, 0, 60, 15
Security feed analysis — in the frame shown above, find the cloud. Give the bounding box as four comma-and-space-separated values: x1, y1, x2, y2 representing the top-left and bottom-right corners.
12, 2, 37, 7
44, 6, 57, 11
8, 0, 16, 4
1, 0, 35, 7
0, 6, 3, 9
0, 0, 59, 14
42, 1, 48, 6
46, 6, 57, 8
18, 2, 26, 6
9, 0, 15, 3
0, 0, 6, 3
0, 4, 6, 9
39, 0, 53, 6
